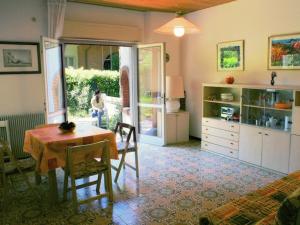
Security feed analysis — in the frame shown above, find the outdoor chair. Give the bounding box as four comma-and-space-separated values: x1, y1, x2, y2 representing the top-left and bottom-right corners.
112, 122, 139, 182
63, 140, 113, 213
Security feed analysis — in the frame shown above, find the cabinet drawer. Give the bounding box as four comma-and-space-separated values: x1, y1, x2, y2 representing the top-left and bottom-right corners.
202, 118, 239, 133
202, 134, 239, 150
202, 126, 239, 141
202, 141, 238, 158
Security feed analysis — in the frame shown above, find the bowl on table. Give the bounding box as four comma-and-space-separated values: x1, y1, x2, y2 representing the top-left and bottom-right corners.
59, 121, 76, 133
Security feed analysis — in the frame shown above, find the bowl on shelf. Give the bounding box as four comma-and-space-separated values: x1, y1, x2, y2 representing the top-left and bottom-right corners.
225, 76, 234, 84
59, 121, 76, 133
274, 102, 292, 109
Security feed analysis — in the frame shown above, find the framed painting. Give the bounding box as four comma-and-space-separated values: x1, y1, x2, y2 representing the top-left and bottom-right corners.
217, 40, 244, 71
0, 42, 41, 74
268, 33, 300, 70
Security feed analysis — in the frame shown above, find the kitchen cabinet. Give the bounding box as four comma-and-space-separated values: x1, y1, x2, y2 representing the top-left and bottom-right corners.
166, 111, 189, 144
239, 125, 263, 166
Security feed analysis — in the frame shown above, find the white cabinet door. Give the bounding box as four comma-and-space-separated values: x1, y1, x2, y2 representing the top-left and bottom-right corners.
289, 135, 300, 173
262, 130, 290, 173
166, 114, 177, 144
239, 125, 263, 166
177, 112, 189, 142
292, 107, 300, 135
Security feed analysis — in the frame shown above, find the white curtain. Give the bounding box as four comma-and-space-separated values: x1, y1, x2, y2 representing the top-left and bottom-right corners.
47, 0, 67, 39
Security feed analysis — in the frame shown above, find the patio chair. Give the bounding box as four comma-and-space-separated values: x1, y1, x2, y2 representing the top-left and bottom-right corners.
63, 140, 113, 213
112, 122, 139, 182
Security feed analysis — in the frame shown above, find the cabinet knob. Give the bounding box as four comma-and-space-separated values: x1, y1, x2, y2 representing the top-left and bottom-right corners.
258, 132, 262, 134
231, 125, 235, 128
230, 142, 234, 145
230, 151, 233, 153
264, 133, 269, 136
231, 134, 234, 137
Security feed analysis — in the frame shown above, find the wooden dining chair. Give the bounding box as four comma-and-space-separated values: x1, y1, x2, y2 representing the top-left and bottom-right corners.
63, 140, 113, 213
112, 122, 139, 183
0, 139, 40, 211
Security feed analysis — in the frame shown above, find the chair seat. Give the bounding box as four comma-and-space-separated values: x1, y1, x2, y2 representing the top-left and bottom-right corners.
3, 157, 36, 174
72, 159, 108, 179
116, 141, 136, 152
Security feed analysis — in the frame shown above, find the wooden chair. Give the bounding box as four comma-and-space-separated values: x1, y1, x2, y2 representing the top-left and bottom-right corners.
0, 139, 40, 211
112, 122, 139, 182
63, 140, 113, 213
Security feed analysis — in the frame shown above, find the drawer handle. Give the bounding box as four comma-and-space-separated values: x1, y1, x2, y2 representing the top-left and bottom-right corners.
231, 134, 234, 137
230, 151, 233, 153
265, 133, 269, 136
205, 144, 208, 146
206, 128, 208, 131
258, 132, 262, 134
230, 143, 234, 145
231, 125, 235, 128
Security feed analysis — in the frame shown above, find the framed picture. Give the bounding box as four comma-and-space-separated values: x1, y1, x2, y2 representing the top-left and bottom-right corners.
268, 33, 300, 70
0, 42, 41, 74
217, 40, 244, 71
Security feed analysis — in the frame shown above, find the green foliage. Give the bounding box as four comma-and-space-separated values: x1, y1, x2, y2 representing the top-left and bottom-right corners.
111, 52, 120, 71
108, 102, 122, 131
65, 68, 120, 116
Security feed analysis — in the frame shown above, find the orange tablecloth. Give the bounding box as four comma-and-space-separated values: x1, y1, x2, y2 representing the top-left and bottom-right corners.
23, 124, 118, 174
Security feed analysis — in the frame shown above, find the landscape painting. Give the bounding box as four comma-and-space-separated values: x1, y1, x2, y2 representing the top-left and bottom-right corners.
269, 33, 300, 70
0, 42, 40, 74
218, 40, 244, 71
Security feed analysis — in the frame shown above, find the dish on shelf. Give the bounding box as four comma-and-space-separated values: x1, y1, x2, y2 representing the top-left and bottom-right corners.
220, 93, 234, 101
274, 102, 291, 109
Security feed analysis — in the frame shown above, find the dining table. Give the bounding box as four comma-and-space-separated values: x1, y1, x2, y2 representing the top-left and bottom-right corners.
23, 124, 118, 204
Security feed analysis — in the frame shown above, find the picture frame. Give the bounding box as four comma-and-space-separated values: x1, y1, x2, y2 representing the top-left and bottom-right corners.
0, 41, 41, 74
268, 33, 300, 70
217, 40, 244, 71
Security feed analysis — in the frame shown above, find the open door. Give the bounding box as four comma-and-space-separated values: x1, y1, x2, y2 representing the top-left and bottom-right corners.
136, 43, 166, 146
41, 37, 66, 123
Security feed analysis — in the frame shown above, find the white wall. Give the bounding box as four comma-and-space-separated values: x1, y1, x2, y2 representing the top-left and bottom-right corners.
144, 12, 181, 77
0, 0, 47, 115
181, 0, 300, 137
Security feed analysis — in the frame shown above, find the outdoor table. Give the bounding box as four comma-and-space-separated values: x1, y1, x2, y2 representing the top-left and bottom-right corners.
23, 124, 118, 204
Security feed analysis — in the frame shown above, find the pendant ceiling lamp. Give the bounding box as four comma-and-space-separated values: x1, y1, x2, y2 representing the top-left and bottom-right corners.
155, 12, 200, 37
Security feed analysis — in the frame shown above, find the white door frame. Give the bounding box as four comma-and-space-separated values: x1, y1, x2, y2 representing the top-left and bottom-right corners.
131, 43, 166, 146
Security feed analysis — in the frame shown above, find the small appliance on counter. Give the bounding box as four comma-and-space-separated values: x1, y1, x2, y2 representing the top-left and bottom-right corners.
221, 107, 235, 120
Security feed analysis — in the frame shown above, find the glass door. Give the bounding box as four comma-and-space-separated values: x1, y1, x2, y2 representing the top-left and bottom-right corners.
41, 37, 66, 123
137, 43, 166, 145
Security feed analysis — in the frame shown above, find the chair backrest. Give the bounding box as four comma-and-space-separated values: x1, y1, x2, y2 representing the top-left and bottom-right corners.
66, 140, 110, 175
0, 139, 16, 171
0, 120, 11, 147
35, 123, 60, 129
114, 122, 137, 144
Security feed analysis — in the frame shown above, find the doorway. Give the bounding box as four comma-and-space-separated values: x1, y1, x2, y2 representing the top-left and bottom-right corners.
63, 42, 134, 130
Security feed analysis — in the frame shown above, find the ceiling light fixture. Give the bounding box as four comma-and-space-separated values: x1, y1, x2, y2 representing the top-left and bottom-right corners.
154, 12, 200, 37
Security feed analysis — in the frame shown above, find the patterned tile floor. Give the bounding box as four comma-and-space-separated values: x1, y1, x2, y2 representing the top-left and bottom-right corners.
0, 141, 284, 225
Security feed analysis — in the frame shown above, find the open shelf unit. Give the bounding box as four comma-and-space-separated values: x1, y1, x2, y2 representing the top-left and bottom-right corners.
202, 83, 300, 174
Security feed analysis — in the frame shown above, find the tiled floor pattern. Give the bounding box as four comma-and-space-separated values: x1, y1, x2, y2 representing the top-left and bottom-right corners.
0, 141, 284, 225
